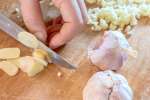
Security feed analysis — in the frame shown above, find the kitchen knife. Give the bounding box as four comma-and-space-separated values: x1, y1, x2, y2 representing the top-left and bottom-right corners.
0, 13, 76, 69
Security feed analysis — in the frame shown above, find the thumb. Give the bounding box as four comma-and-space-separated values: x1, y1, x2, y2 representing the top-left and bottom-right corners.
34, 32, 47, 43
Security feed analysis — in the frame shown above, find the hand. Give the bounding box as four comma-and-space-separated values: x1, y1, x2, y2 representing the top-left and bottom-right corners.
46, 16, 64, 45
19, 0, 88, 49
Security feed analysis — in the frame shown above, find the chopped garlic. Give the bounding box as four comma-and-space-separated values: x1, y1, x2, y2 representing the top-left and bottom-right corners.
87, 0, 150, 33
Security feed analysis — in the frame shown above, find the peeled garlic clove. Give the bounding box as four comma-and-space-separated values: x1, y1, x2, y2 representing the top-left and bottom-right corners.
0, 48, 20, 59
32, 49, 52, 63
19, 56, 44, 77
32, 49, 48, 60
33, 57, 48, 66
7, 58, 20, 67
0, 61, 19, 76
17, 32, 39, 49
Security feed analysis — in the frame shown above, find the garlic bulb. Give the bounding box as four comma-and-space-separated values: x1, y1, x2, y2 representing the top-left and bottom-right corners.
88, 31, 137, 71
83, 70, 133, 100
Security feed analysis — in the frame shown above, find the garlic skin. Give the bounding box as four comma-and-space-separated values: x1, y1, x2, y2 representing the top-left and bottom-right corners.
88, 31, 132, 71
83, 70, 133, 100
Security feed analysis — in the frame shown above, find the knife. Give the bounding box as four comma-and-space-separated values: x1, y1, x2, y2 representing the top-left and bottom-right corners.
0, 13, 76, 69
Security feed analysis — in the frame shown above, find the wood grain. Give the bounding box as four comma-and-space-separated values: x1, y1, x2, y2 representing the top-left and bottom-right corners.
0, 1, 150, 100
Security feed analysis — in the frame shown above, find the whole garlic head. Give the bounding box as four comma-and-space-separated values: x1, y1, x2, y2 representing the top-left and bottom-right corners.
88, 31, 129, 71
83, 70, 133, 100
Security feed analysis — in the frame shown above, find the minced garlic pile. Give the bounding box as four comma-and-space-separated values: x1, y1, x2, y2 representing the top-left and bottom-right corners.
86, 0, 150, 33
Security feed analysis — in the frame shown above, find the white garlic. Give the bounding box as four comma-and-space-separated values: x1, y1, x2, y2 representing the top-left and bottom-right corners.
83, 70, 133, 100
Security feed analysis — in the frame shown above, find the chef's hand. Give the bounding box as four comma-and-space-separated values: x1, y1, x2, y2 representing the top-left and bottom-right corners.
19, 0, 88, 49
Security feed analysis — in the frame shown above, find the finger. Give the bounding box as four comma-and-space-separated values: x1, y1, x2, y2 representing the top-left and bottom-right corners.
52, 0, 63, 8
49, 23, 78, 49
47, 24, 62, 43
50, 0, 85, 49
34, 32, 47, 43
53, 0, 84, 25
19, 0, 47, 42
77, 0, 88, 23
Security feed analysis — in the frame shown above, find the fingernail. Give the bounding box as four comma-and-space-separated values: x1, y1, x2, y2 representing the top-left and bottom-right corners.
49, 40, 65, 49
35, 32, 47, 43
48, 39, 57, 49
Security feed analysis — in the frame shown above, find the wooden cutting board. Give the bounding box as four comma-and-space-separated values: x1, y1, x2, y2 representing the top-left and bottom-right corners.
0, 18, 150, 100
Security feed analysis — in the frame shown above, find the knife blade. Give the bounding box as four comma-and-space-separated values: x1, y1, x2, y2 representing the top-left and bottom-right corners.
0, 13, 76, 69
